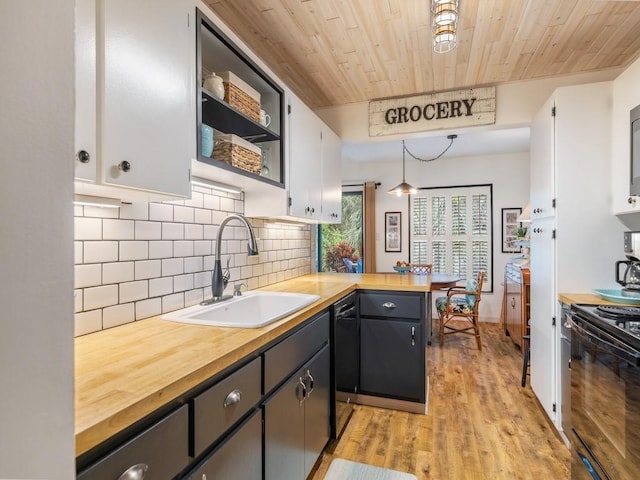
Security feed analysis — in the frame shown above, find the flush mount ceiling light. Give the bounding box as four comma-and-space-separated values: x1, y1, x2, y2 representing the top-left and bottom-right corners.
432, 0, 459, 53
388, 141, 418, 196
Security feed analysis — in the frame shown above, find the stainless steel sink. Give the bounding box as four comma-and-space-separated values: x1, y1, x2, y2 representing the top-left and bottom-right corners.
161, 291, 320, 328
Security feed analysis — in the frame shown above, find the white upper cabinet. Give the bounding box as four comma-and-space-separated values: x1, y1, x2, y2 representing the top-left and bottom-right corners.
529, 96, 555, 220
288, 94, 323, 221
320, 124, 342, 224
75, 0, 194, 201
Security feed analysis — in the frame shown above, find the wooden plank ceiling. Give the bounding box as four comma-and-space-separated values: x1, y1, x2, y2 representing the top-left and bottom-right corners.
203, 0, 640, 109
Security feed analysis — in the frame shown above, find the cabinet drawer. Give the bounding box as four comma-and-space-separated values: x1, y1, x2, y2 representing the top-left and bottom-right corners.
264, 311, 329, 394
193, 356, 261, 457
359, 291, 422, 319
77, 405, 189, 480
186, 409, 262, 480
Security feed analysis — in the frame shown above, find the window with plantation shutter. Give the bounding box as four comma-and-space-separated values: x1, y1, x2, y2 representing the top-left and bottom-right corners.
410, 185, 493, 291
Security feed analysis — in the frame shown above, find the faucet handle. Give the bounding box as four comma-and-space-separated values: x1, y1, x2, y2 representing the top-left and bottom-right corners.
233, 282, 246, 296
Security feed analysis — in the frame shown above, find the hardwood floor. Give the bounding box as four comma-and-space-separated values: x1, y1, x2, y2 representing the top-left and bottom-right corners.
312, 323, 570, 480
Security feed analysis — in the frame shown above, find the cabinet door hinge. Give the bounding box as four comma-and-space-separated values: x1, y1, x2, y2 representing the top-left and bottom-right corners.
288, 104, 291, 115
552, 229, 556, 239
288, 196, 292, 207
552, 403, 557, 413
551, 106, 556, 117
552, 198, 556, 208
552, 316, 556, 326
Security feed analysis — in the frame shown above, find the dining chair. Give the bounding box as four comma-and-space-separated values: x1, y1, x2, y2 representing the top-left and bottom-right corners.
435, 271, 486, 349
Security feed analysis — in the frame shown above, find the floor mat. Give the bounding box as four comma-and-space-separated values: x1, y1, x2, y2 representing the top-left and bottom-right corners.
323, 458, 418, 480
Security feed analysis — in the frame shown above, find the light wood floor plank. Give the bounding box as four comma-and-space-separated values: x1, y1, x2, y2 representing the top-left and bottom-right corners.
312, 323, 570, 479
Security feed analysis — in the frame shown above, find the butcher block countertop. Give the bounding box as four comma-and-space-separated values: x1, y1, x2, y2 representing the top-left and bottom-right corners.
558, 292, 630, 306
75, 272, 459, 457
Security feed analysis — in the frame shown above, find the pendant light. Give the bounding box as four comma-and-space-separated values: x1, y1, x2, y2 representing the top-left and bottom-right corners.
388, 141, 417, 196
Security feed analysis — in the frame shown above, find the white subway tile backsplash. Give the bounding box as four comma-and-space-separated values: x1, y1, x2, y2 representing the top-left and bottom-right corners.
120, 281, 148, 304
103, 262, 134, 285
149, 276, 173, 297
84, 284, 118, 310
73, 187, 311, 335
174, 205, 194, 223
135, 298, 162, 320
149, 203, 173, 222
149, 241, 173, 259
162, 293, 184, 313
162, 222, 184, 240
162, 258, 184, 276
203, 194, 220, 211
194, 208, 212, 224
119, 202, 149, 221
220, 197, 235, 212
185, 288, 203, 307
173, 274, 194, 292
83, 205, 119, 219
75, 264, 102, 288
194, 272, 210, 289
103, 303, 135, 329
174, 241, 194, 258
84, 241, 119, 264
194, 240, 212, 256
75, 310, 103, 336
103, 219, 135, 240
135, 260, 161, 280
75, 242, 83, 264
75, 217, 102, 240
185, 257, 203, 273
74, 289, 83, 313
119, 241, 149, 261
135, 221, 162, 240
185, 224, 203, 240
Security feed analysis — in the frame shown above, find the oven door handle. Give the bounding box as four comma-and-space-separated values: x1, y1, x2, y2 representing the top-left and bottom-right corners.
567, 314, 640, 366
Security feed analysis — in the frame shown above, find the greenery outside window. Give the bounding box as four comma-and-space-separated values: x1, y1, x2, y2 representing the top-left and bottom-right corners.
410, 184, 493, 291
318, 191, 363, 272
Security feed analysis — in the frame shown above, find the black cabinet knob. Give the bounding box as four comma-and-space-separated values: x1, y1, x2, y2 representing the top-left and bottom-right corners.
118, 161, 131, 172
629, 196, 636, 205
76, 150, 90, 164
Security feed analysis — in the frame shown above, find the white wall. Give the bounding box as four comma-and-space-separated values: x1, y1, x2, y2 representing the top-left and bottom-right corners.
0, 1, 75, 478
343, 151, 530, 322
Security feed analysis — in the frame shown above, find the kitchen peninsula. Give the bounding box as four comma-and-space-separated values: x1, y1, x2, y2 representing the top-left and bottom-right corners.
75, 272, 459, 476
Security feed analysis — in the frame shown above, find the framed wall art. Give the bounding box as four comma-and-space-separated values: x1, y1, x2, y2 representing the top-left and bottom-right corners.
501, 207, 522, 253
385, 211, 402, 252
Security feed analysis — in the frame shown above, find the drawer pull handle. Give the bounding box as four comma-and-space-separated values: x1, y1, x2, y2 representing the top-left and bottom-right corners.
118, 463, 148, 480
223, 389, 242, 408
411, 326, 416, 346
305, 369, 315, 396
382, 302, 396, 310
511, 298, 516, 308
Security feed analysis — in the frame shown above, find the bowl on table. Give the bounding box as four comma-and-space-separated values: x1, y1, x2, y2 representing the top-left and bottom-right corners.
393, 265, 412, 274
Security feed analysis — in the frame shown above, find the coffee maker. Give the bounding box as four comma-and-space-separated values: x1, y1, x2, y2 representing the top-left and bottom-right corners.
616, 231, 640, 295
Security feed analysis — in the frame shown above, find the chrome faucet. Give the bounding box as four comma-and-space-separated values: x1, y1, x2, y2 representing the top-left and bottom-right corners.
206, 214, 259, 304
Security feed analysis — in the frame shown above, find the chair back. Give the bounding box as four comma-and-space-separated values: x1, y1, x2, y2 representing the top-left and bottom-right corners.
465, 271, 486, 312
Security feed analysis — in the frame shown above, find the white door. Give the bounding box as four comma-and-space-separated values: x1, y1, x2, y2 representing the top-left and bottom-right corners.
530, 216, 557, 421
530, 96, 555, 220
320, 125, 342, 223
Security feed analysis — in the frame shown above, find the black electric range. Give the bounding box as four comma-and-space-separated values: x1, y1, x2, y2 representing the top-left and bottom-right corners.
570, 304, 640, 355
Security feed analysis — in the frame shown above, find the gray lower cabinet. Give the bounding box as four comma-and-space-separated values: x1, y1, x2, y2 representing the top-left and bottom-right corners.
360, 317, 424, 402
264, 344, 330, 480
184, 409, 262, 480
358, 290, 425, 403
76, 405, 189, 480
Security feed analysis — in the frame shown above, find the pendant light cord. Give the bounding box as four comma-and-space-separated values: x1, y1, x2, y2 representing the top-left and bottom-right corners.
404, 134, 457, 162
